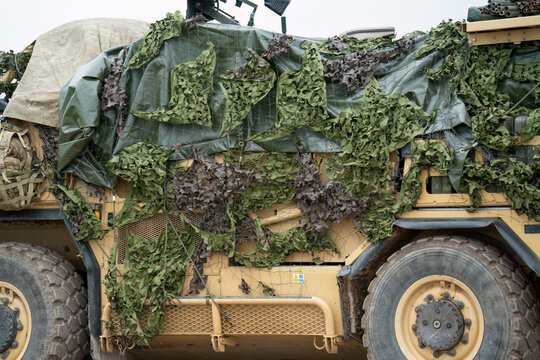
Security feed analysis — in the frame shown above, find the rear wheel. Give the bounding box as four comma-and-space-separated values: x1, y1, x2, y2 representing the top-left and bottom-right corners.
0, 242, 89, 359
361, 236, 540, 360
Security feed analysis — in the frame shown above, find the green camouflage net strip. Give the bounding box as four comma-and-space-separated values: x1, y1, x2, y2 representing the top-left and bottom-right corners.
460, 156, 540, 219
250, 45, 327, 141
125, 11, 183, 72
511, 61, 540, 83
415, 20, 540, 219
417, 21, 520, 151
172, 149, 337, 269
313, 35, 396, 55
510, 62, 540, 142
132, 42, 216, 126
415, 20, 467, 60
397, 141, 455, 213
50, 184, 107, 242
219, 49, 276, 136
220, 152, 298, 212
107, 143, 174, 227
233, 223, 337, 269
0, 50, 31, 100
105, 226, 194, 346
182, 213, 337, 270
319, 80, 430, 241
321, 80, 429, 198
522, 109, 540, 143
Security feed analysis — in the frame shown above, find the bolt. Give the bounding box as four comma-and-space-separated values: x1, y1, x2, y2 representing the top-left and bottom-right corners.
17, 320, 23, 331
411, 324, 418, 331
423, 320, 428, 326
447, 322, 452, 329
424, 294, 434, 303
465, 318, 472, 330
433, 320, 441, 329
9, 340, 18, 349
415, 306, 421, 313
418, 338, 425, 349
13, 308, 19, 315
442, 291, 451, 299
435, 308, 440, 314
446, 348, 457, 356
461, 332, 469, 344
0, 298, 7, 305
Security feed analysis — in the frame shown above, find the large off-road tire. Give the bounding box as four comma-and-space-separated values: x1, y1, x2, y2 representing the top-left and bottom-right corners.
0, 242, 89, 359
361, 236, 540, 360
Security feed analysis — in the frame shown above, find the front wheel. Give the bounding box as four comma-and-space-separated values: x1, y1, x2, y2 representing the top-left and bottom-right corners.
361, 236, 540, 360
0, 242, 89, 359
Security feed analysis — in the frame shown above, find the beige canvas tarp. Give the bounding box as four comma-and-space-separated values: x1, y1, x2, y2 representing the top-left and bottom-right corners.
3, 18, 148, 127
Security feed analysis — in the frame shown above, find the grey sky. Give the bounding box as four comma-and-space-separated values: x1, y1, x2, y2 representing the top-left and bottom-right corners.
2, 1, 486, 51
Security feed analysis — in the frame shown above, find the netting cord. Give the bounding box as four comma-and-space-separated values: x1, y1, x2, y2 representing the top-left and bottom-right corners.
165, 212, 233, 326
507, 81, 540, 114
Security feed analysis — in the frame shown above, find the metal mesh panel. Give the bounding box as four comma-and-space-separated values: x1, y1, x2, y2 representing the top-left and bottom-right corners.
109, 303, 326, 336
221, 304, 326, 335
114, 178, 132, 199
117, 212, 202, 264
110, 305, 213, 335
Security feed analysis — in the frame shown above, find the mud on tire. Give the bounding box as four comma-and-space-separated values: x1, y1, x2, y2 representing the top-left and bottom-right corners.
0, 242, 89, 359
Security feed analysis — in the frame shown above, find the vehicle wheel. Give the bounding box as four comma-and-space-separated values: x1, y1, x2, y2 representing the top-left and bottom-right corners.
0, 242, 89, 359
361, 236, 540, 360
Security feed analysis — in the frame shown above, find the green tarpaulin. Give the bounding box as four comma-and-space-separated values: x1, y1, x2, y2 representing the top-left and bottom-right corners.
56, 20, 538, 189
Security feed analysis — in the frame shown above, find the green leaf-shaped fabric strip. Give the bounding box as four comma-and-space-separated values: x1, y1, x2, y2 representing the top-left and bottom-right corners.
125, 11, 184, 71
251, 44, 327, 141
107, 142, 174, 227
219, 49, 276, 136
50, 184, 107, 242
105, 226, 195, 345
132, 42, 216, 126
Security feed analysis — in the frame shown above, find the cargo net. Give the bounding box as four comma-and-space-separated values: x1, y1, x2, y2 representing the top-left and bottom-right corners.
0, 123, 44, 210
56, 14, 540, 347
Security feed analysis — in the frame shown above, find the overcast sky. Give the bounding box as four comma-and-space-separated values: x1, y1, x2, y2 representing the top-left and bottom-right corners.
2, 1, 487, 51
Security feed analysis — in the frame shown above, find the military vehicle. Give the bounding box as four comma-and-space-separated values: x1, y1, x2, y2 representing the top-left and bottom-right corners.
0, 1, 539, 359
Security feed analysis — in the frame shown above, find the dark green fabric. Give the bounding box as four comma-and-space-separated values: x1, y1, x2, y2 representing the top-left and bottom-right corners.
57, 21, 540, 189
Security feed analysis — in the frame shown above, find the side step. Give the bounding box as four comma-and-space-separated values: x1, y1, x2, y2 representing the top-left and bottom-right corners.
101, 296, 340, 354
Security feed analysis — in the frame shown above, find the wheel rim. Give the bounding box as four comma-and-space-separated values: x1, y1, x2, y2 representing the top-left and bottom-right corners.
0, 282, 32, 360
394, 275, 484, 360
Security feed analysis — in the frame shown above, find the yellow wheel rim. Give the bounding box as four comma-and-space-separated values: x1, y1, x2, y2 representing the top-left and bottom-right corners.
0, 282, 32, 360
395, 275, 484, 360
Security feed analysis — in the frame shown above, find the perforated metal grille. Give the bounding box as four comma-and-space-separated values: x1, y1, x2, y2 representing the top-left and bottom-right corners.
114, 178, 132, 199
221, 305, 326, 335
117, 212, 202, 264
110, 305, 213, 335
108, 303, 326, 336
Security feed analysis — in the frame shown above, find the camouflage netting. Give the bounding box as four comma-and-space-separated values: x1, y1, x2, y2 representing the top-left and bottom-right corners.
132, 42, 216, 126
219, 49, 276, 136
0, 50, 31, 101
52, 12, 540, 345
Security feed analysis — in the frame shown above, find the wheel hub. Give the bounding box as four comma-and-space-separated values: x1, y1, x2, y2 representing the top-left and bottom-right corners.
0, 304, 17, 353
415, 299, 465, 350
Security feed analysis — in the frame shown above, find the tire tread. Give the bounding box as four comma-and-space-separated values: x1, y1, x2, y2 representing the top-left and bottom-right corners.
361, 236, 540, 360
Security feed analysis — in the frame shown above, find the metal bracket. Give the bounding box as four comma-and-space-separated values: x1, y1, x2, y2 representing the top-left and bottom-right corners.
313, 335, 340, 354
211, 334, 237, 352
